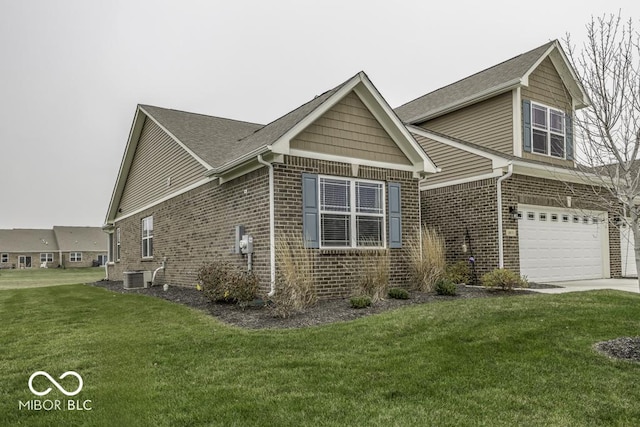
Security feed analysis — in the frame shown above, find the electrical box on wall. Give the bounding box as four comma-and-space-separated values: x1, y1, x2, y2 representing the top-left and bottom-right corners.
234, 225, 244, 254
239, 235, 253, 254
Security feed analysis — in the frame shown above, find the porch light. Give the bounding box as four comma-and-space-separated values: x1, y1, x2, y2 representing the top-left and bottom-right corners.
508, 206, 520, 220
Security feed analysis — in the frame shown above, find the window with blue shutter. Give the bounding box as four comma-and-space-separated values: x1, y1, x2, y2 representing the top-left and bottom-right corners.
302, 173, 319, 248
566, 113, 574, 160
522, 99, 532, 153
388, 182, 402, 248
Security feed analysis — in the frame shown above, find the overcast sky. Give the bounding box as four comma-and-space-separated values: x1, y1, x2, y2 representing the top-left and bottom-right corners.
1, 0, 639, 230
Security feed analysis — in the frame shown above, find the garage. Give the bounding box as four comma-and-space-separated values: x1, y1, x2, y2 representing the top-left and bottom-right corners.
518, 204, 609, 282
620, 224, 638, 277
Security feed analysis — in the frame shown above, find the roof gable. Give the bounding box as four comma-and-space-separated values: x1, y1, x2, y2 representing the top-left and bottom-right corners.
396, 40, 588, 124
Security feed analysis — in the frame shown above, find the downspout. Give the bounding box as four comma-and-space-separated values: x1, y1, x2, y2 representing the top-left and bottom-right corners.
257, 154, 276, 296
496, 162, 513, 269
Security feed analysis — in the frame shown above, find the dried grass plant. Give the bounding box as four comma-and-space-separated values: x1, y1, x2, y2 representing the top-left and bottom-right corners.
406, 226, 446, 292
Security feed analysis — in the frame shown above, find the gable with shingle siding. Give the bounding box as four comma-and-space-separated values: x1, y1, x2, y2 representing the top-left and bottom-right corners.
291, 92, 412, 165
522, 57, 572, 113
118, 118, 208, 216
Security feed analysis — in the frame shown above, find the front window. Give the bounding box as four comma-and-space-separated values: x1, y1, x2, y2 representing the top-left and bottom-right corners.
142, 216, 153, 258
40, 253, 53, 263
319, 177, 384, 248
70, 252, 82, 262
1, 253, 8, 263
530, 102, 565, 158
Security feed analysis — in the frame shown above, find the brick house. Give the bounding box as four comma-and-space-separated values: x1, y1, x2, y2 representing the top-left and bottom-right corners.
0, 226, 107, 269
103, 72, 438, 298
396, 40, 634, 282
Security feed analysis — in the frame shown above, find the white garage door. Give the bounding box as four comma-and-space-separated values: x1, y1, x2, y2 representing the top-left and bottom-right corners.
518, 205, 608, 282
620, 224, 638, 277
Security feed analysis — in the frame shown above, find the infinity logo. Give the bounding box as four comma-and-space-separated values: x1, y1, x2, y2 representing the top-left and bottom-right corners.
28, 371, 83, 397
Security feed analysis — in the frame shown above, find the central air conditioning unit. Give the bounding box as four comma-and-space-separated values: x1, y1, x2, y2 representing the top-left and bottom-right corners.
123, 271, 152, 289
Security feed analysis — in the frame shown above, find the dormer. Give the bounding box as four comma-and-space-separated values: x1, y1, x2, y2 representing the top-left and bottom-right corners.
395, 40, 589, 168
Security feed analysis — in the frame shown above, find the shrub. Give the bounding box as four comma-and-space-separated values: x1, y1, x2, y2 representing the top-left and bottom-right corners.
350, 295, 372, 309
481, 268, 529, 291
445, 261, 471, 285
356, 248, 390, 303
271, 231, 317, 318
435, 279, 457, 296
406, 227, 446, 292
388, 287, 409, 300
197, 260, 259, 307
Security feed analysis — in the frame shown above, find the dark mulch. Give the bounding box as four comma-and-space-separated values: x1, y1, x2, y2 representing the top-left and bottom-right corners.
87, 280, 640, 362
89, 280, 539, 330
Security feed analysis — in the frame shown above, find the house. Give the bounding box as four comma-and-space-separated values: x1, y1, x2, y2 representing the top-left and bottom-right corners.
0, 226, 108, 269
102, 72, 438, 298
395, 40, 632, 282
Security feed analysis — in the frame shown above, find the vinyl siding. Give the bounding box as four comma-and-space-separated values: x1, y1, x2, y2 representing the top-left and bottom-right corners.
291, 91, 411, 165
418, 92, 513, 155
413, 134, 493, 185
118, 118, 208, 216
521, 57, 572, 112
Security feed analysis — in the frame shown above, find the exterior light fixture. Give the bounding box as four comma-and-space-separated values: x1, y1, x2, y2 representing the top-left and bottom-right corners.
508, 206, 520, 220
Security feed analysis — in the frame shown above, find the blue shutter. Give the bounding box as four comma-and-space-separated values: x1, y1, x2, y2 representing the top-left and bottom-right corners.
388, 182, 402, 248
565, 113, 574, 160
302, 173, 319, 248
522, 99, 532, 153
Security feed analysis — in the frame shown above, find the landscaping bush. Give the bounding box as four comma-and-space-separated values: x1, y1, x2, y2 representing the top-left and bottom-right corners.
406, 227, 446, 292
197, 260, 259, 307
356, 248, 389, 303
271, 231, 317, 318
350, 295, 372, 309
481, 268, 528, 291
435, 278, 457, 296
445, 261, 471, 285
388, 287, 409, 300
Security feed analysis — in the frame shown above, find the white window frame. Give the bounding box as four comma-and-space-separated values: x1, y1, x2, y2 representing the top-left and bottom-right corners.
1, 253, 8, 263
70, 252, 82, 262
142, 216, 154, 258
318, 176, 386, 249
530, 101, 566, 159
40, 253, 53, 263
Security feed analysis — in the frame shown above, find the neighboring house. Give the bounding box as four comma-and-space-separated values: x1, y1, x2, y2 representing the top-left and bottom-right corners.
0, 226, 107, 269
103, 72, 438, 298
395, 40, 631, 282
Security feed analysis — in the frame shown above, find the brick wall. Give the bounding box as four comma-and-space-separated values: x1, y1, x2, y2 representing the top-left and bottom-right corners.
274, 156, 420, 299
422, 178, 498, 281
108, 168, 272, 292
422, 173, 622, 280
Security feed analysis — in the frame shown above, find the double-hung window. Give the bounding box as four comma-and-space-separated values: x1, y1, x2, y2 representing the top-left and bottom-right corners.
40, 253, 53, 263
142, 216, 153, 258
70, 252, 82, 262
115, 227, 121, 261
531, 102, 566, 158
319, 177, 384, 248
1, 253, 9, 263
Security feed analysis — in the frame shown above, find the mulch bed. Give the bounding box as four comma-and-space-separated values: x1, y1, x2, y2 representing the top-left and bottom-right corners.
87, 280, 640, 362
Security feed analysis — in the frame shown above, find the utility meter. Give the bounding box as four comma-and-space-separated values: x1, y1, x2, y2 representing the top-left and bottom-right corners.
239, 234, 253, 254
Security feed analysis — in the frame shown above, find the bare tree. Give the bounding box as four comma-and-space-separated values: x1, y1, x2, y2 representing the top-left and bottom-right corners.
564, 12, 640, 286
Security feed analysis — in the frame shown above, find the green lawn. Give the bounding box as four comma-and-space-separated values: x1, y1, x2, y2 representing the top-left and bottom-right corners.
0, 268, 105, 290
1, 285, 639, 426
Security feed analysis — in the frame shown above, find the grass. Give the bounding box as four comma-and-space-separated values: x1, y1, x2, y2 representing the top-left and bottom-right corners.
0, 268, 105, 290
1, 286, 640, 426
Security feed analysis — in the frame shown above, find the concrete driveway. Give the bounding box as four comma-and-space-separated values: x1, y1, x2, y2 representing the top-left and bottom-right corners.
533, 278, 640, 294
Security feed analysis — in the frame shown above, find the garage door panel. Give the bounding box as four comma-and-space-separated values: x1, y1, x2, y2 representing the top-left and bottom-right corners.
518, 205, 605, 282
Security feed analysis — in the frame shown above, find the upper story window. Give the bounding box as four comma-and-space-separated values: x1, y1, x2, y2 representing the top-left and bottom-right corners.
530, 102, 566, 158
142, 216, 153, 258
319, 177, 385, 248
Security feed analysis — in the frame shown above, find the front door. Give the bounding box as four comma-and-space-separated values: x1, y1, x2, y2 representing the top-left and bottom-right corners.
19, 256, 32, 268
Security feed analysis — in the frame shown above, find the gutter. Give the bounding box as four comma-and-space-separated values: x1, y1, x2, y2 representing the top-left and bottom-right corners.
257, 154, 276, 296
205, 145, 272, 178
496, 162, 513, 269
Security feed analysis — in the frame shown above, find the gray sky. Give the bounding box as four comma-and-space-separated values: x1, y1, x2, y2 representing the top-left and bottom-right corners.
1, 0, 638, 229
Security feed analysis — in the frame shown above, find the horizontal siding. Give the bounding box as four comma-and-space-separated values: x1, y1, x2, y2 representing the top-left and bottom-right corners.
419, 92, 513, 155
522, 57, 571, 111
414, 134, 493, 185
291, 92, 411, 165
118, 118, 208, 216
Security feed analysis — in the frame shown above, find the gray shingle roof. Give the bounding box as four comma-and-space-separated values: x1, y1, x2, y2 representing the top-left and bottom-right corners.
395, 41, 555, 123
139, 105, 264, 169
0, 229, 58, 252
52, 226, 107, 252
